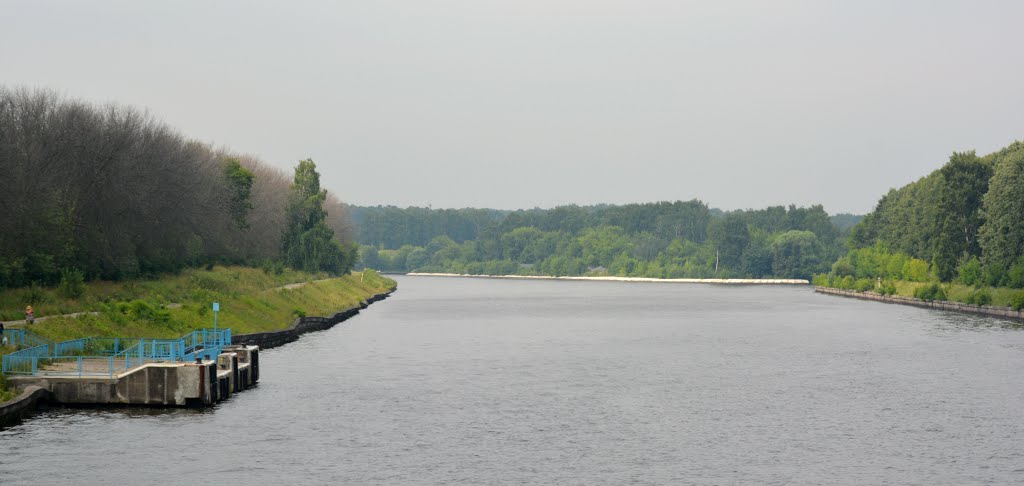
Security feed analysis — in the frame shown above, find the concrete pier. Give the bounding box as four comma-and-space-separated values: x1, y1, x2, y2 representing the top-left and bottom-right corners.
5, 345, 260, 407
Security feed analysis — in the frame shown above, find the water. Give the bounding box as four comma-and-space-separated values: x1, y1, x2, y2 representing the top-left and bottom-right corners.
3, 276, 1024, 485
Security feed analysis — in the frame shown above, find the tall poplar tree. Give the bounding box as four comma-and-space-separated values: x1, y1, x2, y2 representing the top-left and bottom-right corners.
281, 159, 352, 274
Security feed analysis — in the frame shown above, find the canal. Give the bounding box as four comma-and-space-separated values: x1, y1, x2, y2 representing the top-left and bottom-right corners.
2, 275, 1024, 484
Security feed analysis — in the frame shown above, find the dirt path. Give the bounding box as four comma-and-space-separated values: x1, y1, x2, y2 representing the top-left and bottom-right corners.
3, 303, 181, 328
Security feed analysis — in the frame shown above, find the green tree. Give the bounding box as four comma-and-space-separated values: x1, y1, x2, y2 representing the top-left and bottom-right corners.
932, 151, 992, 281
770, 230, 824, 279
223, 157, 256, 229
281, 159, 351, 274
979, 142, 1024, 270
709, 215, 750, 271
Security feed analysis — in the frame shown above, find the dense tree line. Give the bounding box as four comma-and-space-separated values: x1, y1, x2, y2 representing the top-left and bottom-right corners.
357, 202, 846, 280
0, 87, 356, 289
836, 141, 1024, 288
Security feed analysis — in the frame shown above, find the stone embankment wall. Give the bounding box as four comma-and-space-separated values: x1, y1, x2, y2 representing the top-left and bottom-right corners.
409, 273, 809, 285
231, 289, 394, 350
815, 286, 1024, 321
0, 386, 52, 427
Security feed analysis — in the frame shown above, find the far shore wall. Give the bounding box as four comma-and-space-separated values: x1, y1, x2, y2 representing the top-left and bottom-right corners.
815, 286, 1024, 321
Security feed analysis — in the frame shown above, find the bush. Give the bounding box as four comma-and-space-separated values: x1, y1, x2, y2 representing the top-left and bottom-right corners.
115, 299, 171, 323
1011, 292, 1024, 311
57, 268, 87, 299
812, 273, 829, 287
902, 259, 931, 282
879, 280, 897, 296
1008, 261, 1024, 289
964, 289, 992, 306
957, 256, 984, 287
855, 278, 875, 292
831, 258, 855, 277
292, 308, 306, 318
25, 281, 46, 305
913, 283, 947, 302
984, 265, 1007, 287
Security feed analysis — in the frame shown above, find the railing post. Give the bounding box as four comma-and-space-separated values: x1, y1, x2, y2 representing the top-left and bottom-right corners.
78, 355, 83, 377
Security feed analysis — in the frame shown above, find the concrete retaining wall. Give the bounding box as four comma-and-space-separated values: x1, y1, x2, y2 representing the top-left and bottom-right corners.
0, 386, 53, 427
815, 286, 1024, 321
232, 289, 394, 350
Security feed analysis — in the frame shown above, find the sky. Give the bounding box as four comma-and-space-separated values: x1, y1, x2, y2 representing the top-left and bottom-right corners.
2, 0, 1022, 214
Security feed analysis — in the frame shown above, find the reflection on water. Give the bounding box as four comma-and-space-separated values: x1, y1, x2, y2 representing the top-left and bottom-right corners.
2, 276, 1024, 485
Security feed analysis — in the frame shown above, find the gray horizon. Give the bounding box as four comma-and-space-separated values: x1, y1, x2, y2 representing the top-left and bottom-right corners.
3, 0, 1022, 214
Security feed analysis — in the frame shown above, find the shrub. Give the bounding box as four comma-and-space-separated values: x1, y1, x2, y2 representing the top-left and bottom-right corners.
964, 289, 992, 306
957, 256, 984, 287
831, 258, 855, 277
115, 299, 171, 323
984, 265, 1007, 287
855, 278, 875, 292
902, 259, 931, 282
812, 273, 829, 287
879, 280, 897, 296
1008, 261, 1024, 289
292, 308, 306, 318
57, 268, 87, 299
25, 281, 46, 305
1011, 292, 1024, 311
914, 283, 947, 302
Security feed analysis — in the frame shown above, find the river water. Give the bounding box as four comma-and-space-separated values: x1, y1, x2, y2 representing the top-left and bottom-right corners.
2, 276, 1024, 485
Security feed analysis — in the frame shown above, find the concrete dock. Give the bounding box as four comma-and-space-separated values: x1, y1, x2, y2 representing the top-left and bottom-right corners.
5, 345, 260, 407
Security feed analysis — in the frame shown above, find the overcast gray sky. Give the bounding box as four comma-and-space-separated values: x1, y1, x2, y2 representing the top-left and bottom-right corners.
3, 1, 1022, 214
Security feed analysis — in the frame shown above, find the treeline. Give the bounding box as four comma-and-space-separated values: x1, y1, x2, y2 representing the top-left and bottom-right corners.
825, 141, 1024, 289
0, 87, 356, 290
351, 206, 505, 248
357, 201, 847, 280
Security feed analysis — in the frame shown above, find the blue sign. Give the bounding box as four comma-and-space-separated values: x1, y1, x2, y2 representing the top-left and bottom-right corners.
212, 302, 220, 312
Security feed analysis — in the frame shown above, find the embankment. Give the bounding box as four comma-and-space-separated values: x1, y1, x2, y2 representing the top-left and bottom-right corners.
232, 290, 394, 349
408, 272, 809, 285
815, 286, 1024, 321
0, 386, 53, 427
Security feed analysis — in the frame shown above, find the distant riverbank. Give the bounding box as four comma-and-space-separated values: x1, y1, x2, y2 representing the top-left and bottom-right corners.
407, 272, 809, 285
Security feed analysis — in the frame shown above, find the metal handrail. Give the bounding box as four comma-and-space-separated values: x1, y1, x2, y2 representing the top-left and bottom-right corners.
2, 329, 233, 376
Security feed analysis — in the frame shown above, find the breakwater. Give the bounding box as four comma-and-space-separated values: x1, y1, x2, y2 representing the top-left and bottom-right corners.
408, 273, 809, 285
815, 286, 1024, 321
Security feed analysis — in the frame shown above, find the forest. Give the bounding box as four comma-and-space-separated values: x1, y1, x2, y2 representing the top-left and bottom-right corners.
816, 141, 1024, 308
355, 201, 853, 280
0, 87, 358, 291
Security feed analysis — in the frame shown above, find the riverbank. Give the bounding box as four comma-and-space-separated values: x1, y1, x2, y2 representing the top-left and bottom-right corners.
0, 266, 397, 409
815, 286, 1024, 321
408, 272, 809, 285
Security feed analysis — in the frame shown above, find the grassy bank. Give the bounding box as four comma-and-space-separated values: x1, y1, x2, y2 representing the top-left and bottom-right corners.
815, 276, 1024, 310
1, 266, 395, 342
1, 266, 395, 399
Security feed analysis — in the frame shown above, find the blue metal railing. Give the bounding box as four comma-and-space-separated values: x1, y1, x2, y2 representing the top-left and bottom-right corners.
1, 328, 233, 376
1, 329, 53, 349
